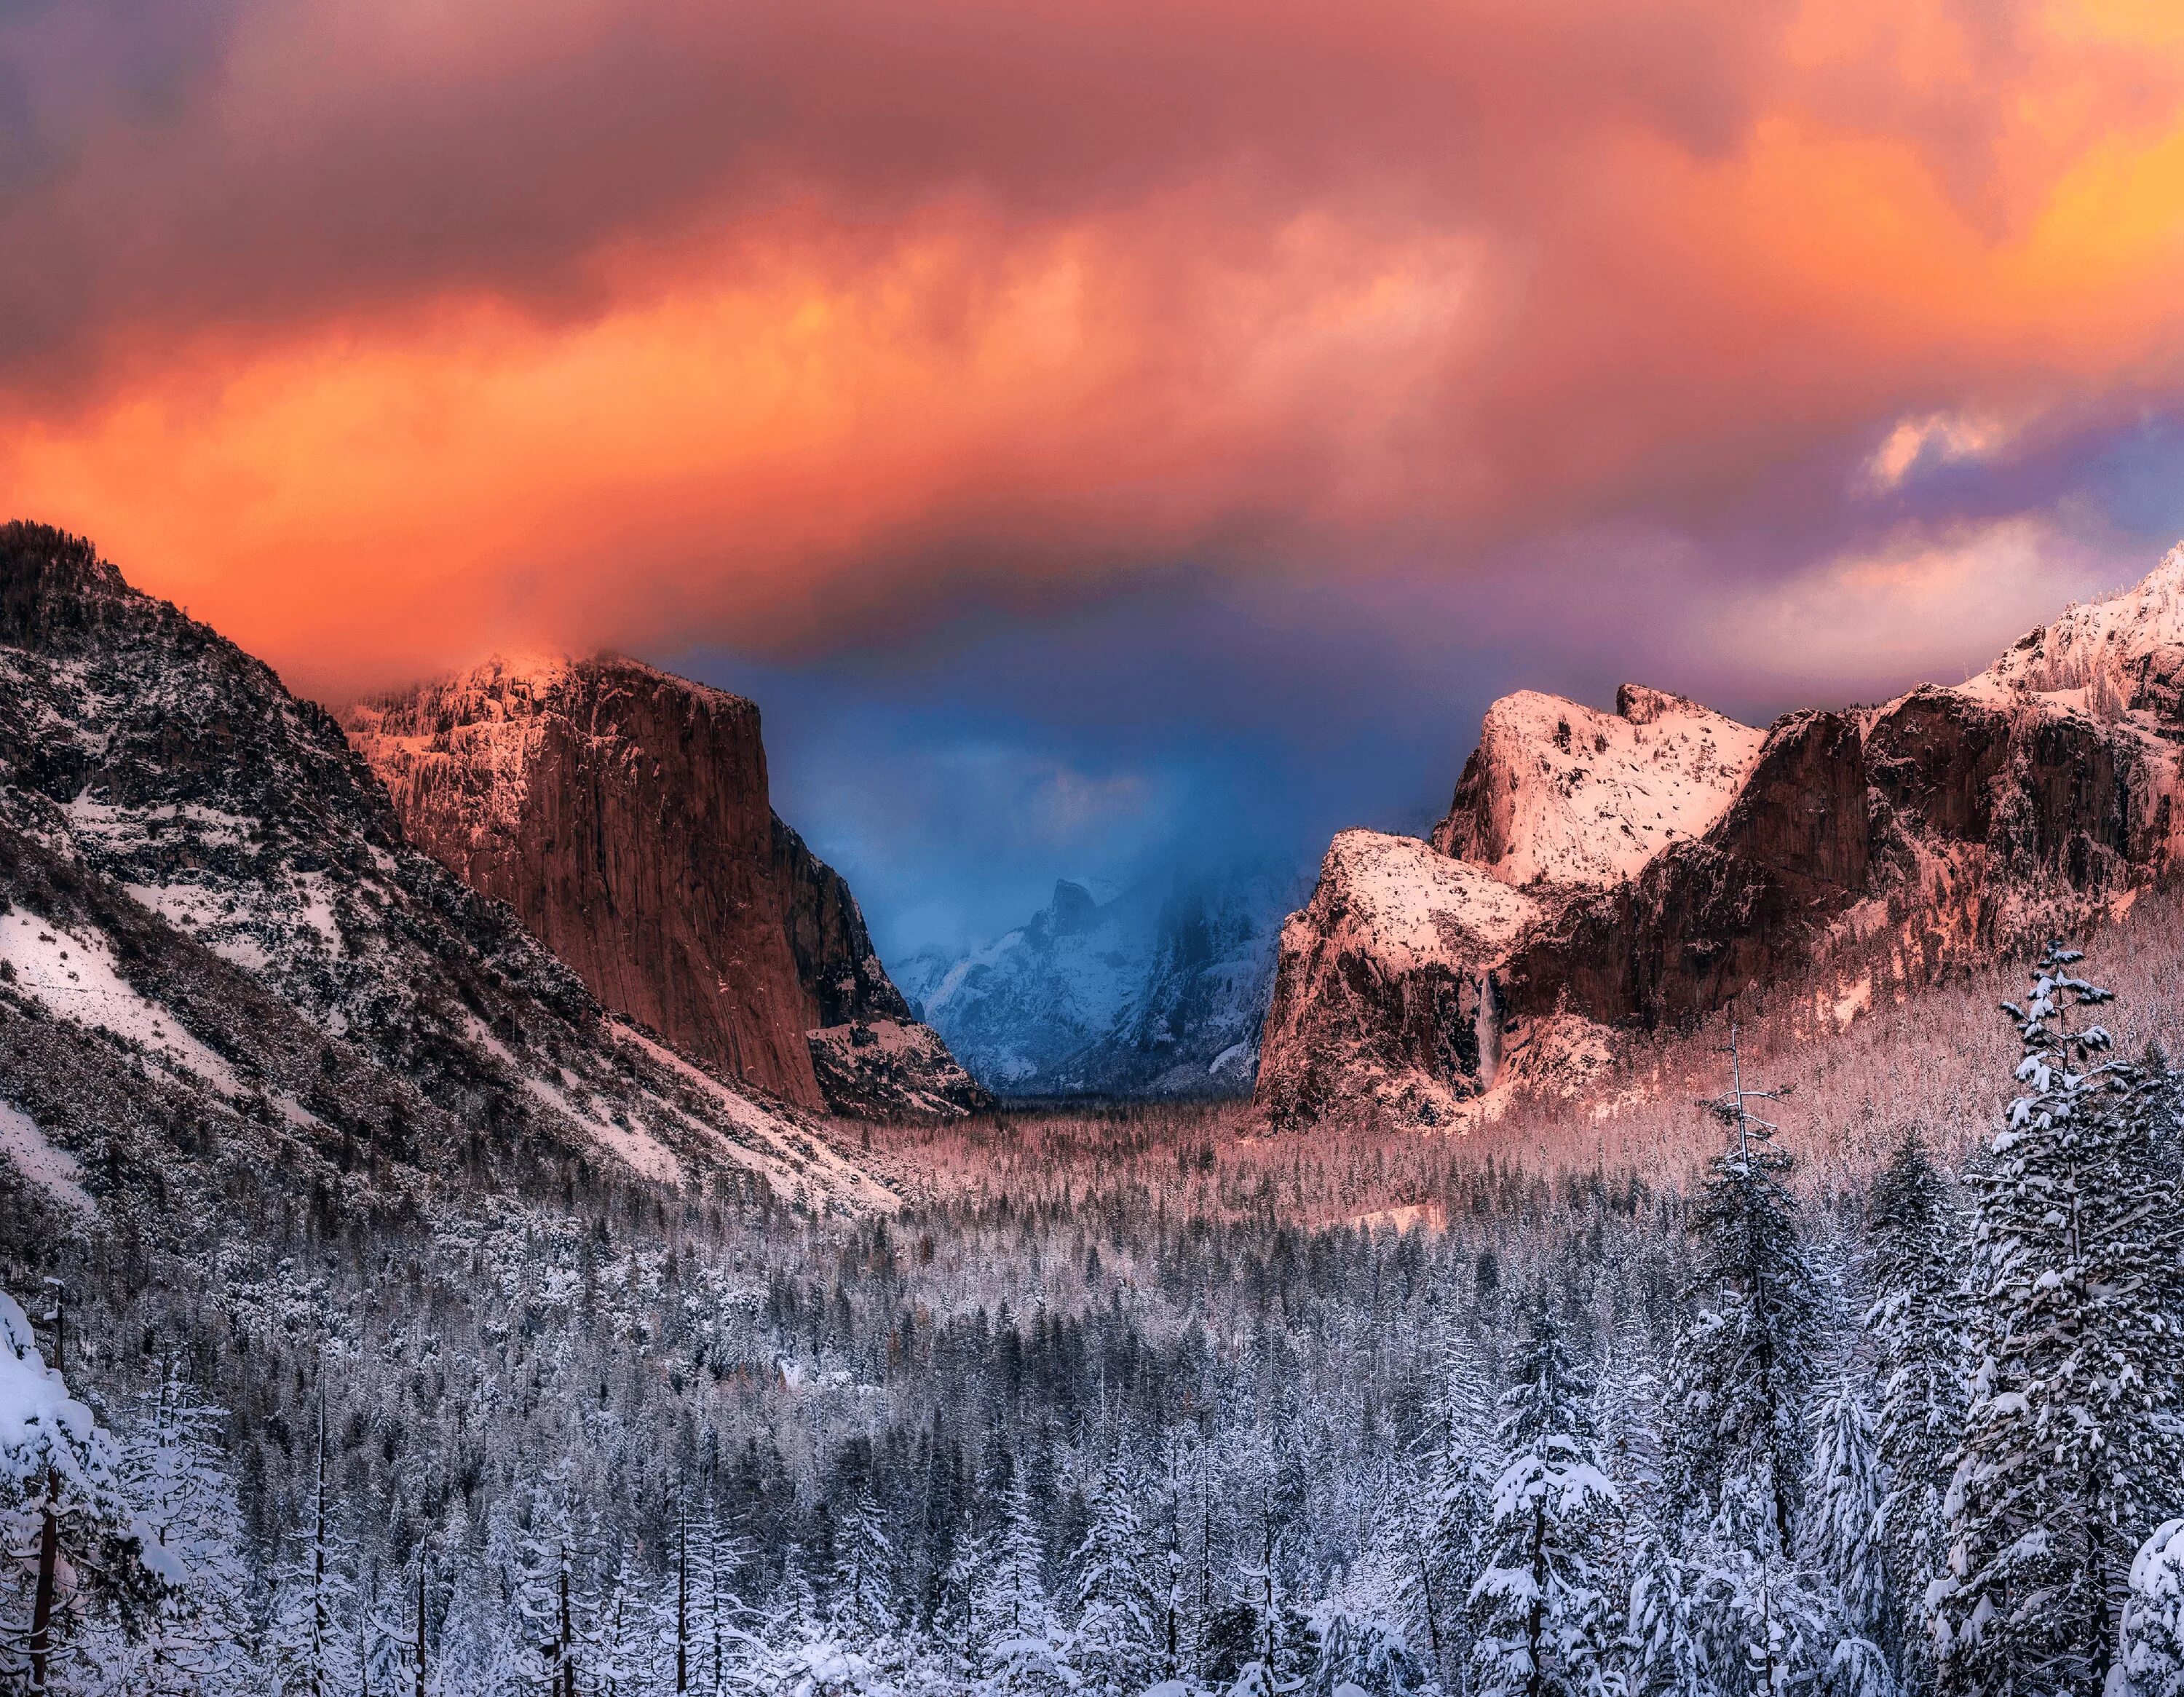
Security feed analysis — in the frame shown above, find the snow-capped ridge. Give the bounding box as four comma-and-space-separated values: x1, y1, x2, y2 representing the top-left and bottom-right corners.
1433, 682, 1765, 890
1263, 537, 2184, 1131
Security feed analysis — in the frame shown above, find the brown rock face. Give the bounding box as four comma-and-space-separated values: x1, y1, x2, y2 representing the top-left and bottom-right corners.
1258, 550, 2184, 1125
344, 656, 988, 1118
346, 657, 825, 1103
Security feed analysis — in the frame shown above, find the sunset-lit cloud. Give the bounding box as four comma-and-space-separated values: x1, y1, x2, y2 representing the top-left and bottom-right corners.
7, 0, 2184, 703
10, 0, 2184, 944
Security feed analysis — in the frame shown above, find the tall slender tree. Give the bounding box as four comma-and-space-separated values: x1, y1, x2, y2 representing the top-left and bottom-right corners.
1864, 1127, 1966, 1684
1666, 1031, 1821, 1546
266, 1388, 359, 1697
1938, 947, 2184, 1695
1071, 1456, 1159, 1694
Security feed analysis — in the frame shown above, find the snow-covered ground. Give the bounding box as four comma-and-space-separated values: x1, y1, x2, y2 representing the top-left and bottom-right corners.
0, 910, 244, 1097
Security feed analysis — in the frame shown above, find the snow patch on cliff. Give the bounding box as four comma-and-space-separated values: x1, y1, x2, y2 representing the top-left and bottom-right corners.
1325, 830, 1540, 970
0, 910, 243, 1096
0, 1099, 91, 1211
1446, 688, 1765, 889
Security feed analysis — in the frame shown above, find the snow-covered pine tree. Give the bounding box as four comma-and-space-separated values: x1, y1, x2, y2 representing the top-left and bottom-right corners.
1685, 1465, 1835, 1697
938, 1520, 992, 1677
508, 1492, 579, 1697
1803, 1376, 1886, 1642
1467, 1300, 1621, 1697
1665, 1032, 1821, 1546
1070, 1455, 1159, 1695
1625, 1520, 1706, 1697
777, 1545, 819, 1640
831, 1484, 898, 1645
689, 1508, 754, 1696
112, 1364, 258, 1696
265, 1388, 360, 1697
1863, 1126, 1966, 1682
978, 1469, 1051, 1658
0, 1289, 147, 1693
1403, 1337, 1496, 1689
587, 1546, 646, 1697
1310, 1607, 1426, 1697
1937, 946, 2184, 1696
2118, 1519, 2184, 1694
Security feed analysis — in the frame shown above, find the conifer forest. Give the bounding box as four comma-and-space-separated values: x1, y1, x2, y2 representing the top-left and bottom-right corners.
10, 918, 2184, 1697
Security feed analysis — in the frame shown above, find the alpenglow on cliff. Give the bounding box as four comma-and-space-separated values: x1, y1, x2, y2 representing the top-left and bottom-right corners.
344, 657, 988, 1121
1258, 554, 2184, 1127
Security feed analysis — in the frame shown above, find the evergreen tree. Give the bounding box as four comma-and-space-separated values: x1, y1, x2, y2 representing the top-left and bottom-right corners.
938, 1522, 992, 1677
1863, 1128, 1966, 1683
831, 1485, 898, 1644
2119, 1519, 2184, 1695
1666, 1035, 1821, 1545
978, 1469, 1051, 1658
112, 1365, 257, 1696
1937, 948, 2184, 1695
1404, 1340, 1496, 1689
1311, 1608, 1425, 1697
509, 1492, 579, 1697
265, 1390, 359, 1697
1625, 1522, 1707, 1697
1070, 1456, 1158, 1693
1803, 1377, 1886, 1641
1468, 1302, 1621, 1697
1686, 1468, 1834, 1697
0, 1291, 146, 1693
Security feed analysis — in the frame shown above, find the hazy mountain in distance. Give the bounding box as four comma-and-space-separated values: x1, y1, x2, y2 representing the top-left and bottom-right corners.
895, 861, 1300, 1099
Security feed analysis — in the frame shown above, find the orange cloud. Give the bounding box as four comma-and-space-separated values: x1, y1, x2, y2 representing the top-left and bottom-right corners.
5, 0, 2184, 700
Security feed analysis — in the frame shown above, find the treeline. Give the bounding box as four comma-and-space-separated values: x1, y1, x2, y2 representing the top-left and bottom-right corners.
4, 947, 2184, 1694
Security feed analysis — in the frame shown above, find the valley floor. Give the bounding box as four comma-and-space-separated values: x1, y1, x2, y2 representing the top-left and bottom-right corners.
12, 899, 2184, 1691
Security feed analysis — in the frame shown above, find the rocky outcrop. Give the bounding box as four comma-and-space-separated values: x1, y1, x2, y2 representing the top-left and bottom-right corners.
1257, 547, 2184, 1127
1256, 833, 1539, 1126
344, 657, 986, 1120
1429, 685, 1766, 885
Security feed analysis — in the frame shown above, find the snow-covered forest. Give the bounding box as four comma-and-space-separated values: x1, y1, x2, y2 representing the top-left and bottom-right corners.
7, 931, 2184, 1695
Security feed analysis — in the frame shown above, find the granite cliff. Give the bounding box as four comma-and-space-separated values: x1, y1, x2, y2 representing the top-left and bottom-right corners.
1258, 552, 2184, 1127
0, 521, 894, 1227
344, 657, 987, 1120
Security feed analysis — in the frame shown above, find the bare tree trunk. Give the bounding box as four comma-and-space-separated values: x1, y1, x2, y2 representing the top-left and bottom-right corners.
558, 1557, 575, 1697
28, 1473, 59, 1693
678, 1503, 691, 1694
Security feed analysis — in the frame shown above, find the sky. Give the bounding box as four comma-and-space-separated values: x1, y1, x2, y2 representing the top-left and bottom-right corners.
9, 0, 2184, 957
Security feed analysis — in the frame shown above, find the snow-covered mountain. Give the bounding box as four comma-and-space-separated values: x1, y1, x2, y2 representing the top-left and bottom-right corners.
1259, 547, 2184, 1128
0, 521, 893, 1222
896, 863, 1297, 1098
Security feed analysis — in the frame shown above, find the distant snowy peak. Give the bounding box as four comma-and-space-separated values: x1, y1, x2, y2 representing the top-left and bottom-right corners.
1966, 544, 2184, 716
1432, 684, 1765, 889
901, 866, 1295, 1099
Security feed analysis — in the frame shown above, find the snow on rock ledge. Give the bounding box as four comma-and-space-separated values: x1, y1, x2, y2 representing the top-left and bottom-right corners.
1255, 831, 1543, 1128
1431, 685, 1765, 888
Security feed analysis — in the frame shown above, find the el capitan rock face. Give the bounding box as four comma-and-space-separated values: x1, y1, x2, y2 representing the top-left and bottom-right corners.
1257, 547, 2184, 1127
344, 657, 986, 1120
